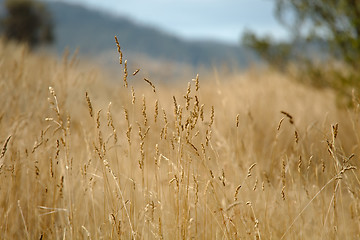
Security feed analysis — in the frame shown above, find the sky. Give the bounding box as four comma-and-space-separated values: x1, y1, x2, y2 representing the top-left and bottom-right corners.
45, 0, 288, 44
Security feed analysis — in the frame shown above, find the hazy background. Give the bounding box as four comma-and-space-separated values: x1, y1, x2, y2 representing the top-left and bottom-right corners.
1, 0, 290, 80
44, 0, 287, 44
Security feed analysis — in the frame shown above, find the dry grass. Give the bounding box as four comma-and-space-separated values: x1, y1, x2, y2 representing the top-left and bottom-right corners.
1, 38, 360, 239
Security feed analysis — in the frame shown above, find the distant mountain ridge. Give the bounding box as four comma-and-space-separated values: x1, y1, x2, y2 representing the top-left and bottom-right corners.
0, 1, 329, 69
45, 1, 254, 67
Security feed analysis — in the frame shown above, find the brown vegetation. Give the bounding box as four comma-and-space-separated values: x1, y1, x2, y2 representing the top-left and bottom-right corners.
0, 39, 360, 239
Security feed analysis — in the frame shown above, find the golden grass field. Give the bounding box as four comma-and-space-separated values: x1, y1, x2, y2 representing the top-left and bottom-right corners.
1, 38, 360, 239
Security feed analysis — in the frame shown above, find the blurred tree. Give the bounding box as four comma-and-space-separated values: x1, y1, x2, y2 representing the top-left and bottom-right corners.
1, 0, 53, 48
242, 0, 360, 103
241, 30, 292, 70
275, 0, 360, 68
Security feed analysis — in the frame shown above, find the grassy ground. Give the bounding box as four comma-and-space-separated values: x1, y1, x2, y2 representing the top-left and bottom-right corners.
1, 39, 360, 239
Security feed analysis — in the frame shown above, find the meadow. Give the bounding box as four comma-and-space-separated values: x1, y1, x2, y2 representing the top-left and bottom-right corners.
0, 38, 360, 239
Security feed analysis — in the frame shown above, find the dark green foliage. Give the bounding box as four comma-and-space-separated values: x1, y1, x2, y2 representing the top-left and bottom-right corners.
1, 0, 53, 48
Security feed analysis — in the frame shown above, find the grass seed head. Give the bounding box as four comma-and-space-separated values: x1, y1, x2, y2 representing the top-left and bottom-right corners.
184, 82, 191, 110
234, 185, 241, 201
85, 92, 93, 118
144, 78, 156, 93
294, 130, 299, 143
200, 104, 204, 121
173, 96, 178, 117
154, 100, 159, 123
0, 135, 11, 159
114, 36, 123, 64
298, 155, 302, 173
96, 109, 102, 129
332, 123, 339, 139
247, 163, 257, 177
133, 69, 140, 76
131, 86, 136, 104
142, 95, 148, 126
209, 106, 215, 127
123, 60, 128, 87
192, 73, 199, 91
280, 111, 294, 124
277, 117, 285, 130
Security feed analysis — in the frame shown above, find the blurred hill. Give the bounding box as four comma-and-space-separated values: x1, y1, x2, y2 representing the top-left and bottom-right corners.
0, 1, 332, 71
37, 1, 255, 68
